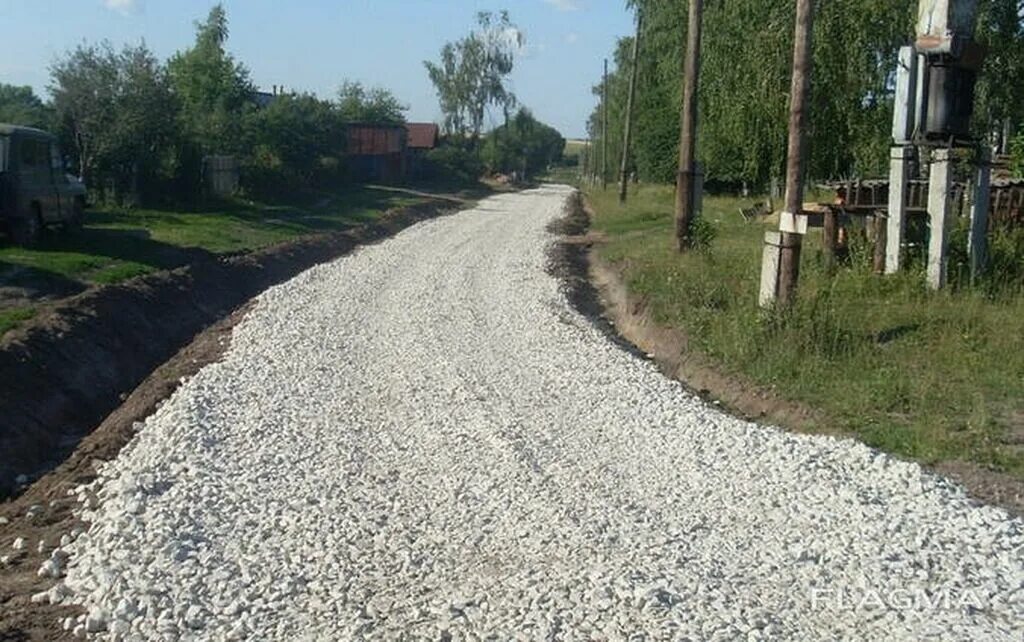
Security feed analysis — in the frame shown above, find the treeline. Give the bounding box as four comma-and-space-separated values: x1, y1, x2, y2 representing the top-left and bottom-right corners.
423, 11, 566, 182
588, 0, 1024, 191
0, 5, 408, 206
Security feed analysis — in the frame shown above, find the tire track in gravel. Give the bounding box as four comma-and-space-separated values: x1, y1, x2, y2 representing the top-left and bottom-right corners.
36, 185, 1024, 640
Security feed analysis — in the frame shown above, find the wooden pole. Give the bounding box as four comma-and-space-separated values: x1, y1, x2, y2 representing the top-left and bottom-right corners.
873, 212, 888, 274
776, 0, 815, 307
822, 207, 838, 274
602, 58, 609, 191
618, 11, 643, 204
968, 148, 992, 280
675, 0, 704, 251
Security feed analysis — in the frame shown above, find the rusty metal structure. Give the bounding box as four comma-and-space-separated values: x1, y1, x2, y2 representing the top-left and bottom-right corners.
822, 178, 1024, 228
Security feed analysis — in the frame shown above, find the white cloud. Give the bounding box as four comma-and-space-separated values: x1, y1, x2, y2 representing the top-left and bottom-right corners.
103, 0, 139, 15
565, 32, 580, 45
544, 0, 582, 12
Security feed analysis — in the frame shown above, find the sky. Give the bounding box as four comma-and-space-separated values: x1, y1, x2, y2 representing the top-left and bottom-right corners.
0, 0, 635, 139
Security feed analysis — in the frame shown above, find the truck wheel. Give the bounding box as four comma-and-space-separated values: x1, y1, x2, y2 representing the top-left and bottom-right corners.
11, 211, 42, 247
65, 198, 85, 231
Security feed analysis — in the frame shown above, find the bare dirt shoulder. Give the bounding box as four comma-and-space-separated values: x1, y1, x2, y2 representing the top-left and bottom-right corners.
0, 304, 249, 640
551, 190, 1024, 519
0, 202, 454, 496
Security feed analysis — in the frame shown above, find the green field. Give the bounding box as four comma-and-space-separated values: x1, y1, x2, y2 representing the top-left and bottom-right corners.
585, 183, 1024, 479
0, 186, 428, 334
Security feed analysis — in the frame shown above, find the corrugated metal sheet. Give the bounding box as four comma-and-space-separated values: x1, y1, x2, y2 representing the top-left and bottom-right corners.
405, 123, 439, 150
346, 125, 405, 156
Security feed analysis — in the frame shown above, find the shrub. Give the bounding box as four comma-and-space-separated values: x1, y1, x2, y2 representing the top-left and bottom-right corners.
424, 144, 483, 185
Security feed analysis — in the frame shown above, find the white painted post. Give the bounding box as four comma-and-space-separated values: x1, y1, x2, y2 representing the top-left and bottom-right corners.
892, 47, 918, 144
886, 147, 914, 274
927, 149, 953, 289
759, 231, 783, 308
968, 148, 991, 279
886, 46, 920, 275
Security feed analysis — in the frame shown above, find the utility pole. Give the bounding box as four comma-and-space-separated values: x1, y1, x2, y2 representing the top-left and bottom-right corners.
759, 0, 815, 308
618, 11, 642, 204
675, 0, 704, 251
776, 0, 815, 307
602, 58, 609, 191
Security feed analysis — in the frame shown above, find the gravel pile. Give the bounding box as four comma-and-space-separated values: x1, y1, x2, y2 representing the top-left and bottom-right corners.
53, 185, 1022, 639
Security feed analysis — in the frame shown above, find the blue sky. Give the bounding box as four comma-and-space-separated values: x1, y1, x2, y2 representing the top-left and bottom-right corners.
0, 0, 634, 138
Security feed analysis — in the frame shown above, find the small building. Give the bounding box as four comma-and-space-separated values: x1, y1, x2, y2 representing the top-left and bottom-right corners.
404, 123, 439, 179
345, 123, 407, 183
405, 123, 439, 151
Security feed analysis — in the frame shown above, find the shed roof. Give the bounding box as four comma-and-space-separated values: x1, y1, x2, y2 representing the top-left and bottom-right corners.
405, 123, 439, 149
0, 123, 52, 138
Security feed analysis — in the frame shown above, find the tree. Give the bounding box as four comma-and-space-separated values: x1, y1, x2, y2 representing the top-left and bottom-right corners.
242, 93, 346, 193
974, 0, 1024, 149
109, 45, 180, 202
336, 81, 407, 123
167, 3, 253, 154
595, 0, 916, 189
0, 85, 52, 130
481, 108, 565, 179
425, 11, 521, 141
50, 44, 118, 185
51, 41, 178, 203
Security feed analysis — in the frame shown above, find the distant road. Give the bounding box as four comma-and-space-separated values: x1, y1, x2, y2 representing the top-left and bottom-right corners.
62, 185, 1022, 639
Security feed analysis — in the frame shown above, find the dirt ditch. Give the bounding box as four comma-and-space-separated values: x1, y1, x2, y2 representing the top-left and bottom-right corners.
0, 201, 453, 497
0, 200, 455, 639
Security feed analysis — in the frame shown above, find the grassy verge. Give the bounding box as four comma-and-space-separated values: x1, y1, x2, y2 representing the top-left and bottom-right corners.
585, 183, 1024, 479
0, 186, 424, 281
0, 306, 36, 335
0, 185, 445, 334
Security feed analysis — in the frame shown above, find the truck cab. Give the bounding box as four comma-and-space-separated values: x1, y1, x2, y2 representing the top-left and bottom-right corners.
0, 124, 87, 246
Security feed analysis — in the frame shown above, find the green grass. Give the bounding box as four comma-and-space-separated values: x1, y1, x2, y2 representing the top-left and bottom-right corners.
0, 185, 430, 334
586, 183, 1024, 479
0, 186, 420, 278
0, 306, 36, 335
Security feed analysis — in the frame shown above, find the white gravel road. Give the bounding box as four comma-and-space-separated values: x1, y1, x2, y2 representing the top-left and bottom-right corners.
55, 185, 1022, 640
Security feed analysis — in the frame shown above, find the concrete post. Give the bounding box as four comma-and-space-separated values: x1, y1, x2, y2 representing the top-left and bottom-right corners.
968, 147, 991, 279
886, 146, 914, 274
892, 47, 918, 144
759, 232, 783, 308
927, 149, 953, 289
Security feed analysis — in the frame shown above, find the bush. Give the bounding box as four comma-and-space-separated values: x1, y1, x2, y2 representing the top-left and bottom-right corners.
1012, 132, 1024, 178
424, 144, 483, 185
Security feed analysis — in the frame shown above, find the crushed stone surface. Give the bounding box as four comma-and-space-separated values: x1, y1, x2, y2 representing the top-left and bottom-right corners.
58, 185, 1023, 640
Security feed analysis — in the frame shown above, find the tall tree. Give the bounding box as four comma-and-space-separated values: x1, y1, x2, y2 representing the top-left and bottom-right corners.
425, 11, 521, 141
167, 3, 253, 154
51, 42, 178, 201
974, 0, 1024, 149
596, 0, 917, 188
